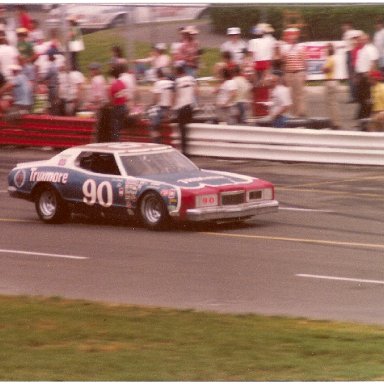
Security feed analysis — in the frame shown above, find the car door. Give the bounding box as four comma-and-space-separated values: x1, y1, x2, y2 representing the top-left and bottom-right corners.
61, 151, 128, 217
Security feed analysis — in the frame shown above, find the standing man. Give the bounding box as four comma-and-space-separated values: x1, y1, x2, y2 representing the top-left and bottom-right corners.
322, 43, 341, 129
109, 65, 128, 142
373, 18, 384, 75
220, 27, 247, 65
173, 65, 197, 155
354, 32, 379, 119
67, 16, 84, 72
148, 68, 174, 143
341, 22, 363, 102
0, 64, 33, 114
280, 28, 307, 117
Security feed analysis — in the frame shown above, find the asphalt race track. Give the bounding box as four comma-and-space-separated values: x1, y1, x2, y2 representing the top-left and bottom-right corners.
1, 148, 384, 325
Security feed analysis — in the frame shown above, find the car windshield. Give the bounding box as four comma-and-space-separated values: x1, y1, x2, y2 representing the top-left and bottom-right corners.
120, 150, 198, 177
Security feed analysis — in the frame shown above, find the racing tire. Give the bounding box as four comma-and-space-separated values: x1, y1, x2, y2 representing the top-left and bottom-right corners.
35, 186, 70, 224
138, 191, 170, 230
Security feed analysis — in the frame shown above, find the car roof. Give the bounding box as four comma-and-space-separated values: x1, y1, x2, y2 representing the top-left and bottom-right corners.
73, 142, 173, 156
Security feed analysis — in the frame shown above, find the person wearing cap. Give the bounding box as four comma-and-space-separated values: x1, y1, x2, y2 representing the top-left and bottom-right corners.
0, 63, 33, 114
341, 21, 360, 102
248, 24, 275, 83
322, 43, 341, 129
16, 27, 35, 62
367, 70, 384, 131
68, 16, 84, 71
178, 25, 201, 78
354, 32, 379, 120
220, 27, 247, 65
280, 27, 307, 117
135, 43, 170, 82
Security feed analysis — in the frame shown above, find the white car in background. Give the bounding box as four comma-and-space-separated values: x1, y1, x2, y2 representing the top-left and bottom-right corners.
46, 4, 208, 31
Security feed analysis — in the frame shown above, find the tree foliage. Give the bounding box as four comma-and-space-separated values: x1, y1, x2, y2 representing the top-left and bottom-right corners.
209, 4, 384, 41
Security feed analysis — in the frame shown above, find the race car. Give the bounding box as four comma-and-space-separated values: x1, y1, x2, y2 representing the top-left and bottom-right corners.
7, 142, 279, 229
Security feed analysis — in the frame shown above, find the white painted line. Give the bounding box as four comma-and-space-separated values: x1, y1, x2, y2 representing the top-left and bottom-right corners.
297, 274, 384, 286
0, 249, 88, 260
279, 206, 333, 213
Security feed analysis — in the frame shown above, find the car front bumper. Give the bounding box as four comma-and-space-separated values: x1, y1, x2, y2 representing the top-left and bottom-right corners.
184, 200, 279, 222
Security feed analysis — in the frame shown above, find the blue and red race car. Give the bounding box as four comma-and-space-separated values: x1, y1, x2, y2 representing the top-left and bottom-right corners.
8, 142, 279, 229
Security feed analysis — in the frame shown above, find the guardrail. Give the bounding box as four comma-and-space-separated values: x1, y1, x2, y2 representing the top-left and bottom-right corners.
2, 114, 384, 166
185, 123, 384, 166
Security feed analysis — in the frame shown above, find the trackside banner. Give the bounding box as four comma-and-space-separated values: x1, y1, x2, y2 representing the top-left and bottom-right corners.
301, 41, 348, 81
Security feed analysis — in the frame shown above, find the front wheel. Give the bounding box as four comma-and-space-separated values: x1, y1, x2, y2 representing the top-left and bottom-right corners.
139, 192, 170, 230
35, 186, 69, 223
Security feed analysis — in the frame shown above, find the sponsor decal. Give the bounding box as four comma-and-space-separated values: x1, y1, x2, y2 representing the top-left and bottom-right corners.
14, 169, 26, 188
30, 168, 69, 184
177, 175, 225, 185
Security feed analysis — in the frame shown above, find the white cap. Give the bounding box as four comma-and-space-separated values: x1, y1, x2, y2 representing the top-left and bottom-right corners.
155, 42, 167, 51
227, 27, 241, 35
350, 29, 363, 38
182, 25, 199, 35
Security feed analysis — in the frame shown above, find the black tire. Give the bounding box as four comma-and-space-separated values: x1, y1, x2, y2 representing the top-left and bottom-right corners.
138, 192, 170, 230
35, 186, 69, 224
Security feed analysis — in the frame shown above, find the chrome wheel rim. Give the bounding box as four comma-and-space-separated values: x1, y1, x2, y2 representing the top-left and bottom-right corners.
142, 195, 162, 224
39, 190, 57, 219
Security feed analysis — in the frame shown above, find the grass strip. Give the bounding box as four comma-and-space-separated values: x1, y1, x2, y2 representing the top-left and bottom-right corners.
1, 295, 384, 381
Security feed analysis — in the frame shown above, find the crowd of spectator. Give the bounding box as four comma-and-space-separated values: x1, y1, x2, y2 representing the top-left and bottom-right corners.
1, 6, 384, 140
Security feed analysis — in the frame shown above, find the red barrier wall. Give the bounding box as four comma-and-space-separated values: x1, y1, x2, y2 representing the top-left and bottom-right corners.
0, 114, 173, 148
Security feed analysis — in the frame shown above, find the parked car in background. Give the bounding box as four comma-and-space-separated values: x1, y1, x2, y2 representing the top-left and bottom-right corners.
46, 4, 208, 31
8, 142, 278, 230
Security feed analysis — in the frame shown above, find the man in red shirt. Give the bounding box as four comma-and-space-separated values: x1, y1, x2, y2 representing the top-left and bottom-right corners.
109, 65, 128, 142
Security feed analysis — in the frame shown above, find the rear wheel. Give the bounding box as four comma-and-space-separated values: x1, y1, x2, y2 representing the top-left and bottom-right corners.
139, 192, 170, 230
35, 186, 69, 223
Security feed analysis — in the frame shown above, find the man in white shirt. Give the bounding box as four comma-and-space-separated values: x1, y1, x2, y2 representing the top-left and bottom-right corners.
268, 72, 292, 128
215, 67, 238, 124
148, 68, 174, 143
355, 33, 379, 119
373, 18, 384, 74
0, 32, 19, 80
57, 63, 85, 116
173, 65, 197, 155
248, 25, 276, 81
220, 27, 247, 65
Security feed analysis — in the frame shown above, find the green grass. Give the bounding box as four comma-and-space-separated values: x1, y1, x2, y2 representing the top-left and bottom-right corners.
78, 27, 220, 78
2, 295, 384, 381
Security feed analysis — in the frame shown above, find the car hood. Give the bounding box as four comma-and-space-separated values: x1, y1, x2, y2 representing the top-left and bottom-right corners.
142, 169, 255, 189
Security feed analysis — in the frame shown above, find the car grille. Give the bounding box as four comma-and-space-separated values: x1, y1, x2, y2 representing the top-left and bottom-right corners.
221, 191, 245, 205
249, 190, 263, 200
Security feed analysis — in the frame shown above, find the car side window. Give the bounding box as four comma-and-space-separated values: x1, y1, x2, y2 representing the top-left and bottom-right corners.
77, 152, 120, 175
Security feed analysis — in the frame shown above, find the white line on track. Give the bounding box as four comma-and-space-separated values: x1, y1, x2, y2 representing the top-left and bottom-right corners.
279, 206, 334, 213
297, 274, 384, 286
0, 249, 88, 260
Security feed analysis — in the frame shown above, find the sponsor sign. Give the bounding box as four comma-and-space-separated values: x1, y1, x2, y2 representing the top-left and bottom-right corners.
302, 41, 348, 81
